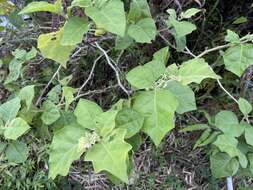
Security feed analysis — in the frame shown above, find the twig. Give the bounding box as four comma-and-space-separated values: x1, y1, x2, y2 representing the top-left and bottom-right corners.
216, 79, 238, 104
35, 48, 82, 106
196, 44, 231, 58
94, 42, 130, 96
74, 85, 119, 101
35, 65, 61, 106
77, 54, 104, 96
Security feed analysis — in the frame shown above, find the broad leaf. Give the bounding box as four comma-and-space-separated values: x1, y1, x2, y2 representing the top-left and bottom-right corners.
180, 8, 201, 19
210, 152, 239, 178
245, 125, 253, 147
193, 129, 211, 149
127, 0, 151, 22
49, 124, 88, 179
153, 47, 170, 65
0, 97, 21, 123
74, 99, 103, 130
213, 134, 247, 168
19, 85, 35, 110
85, 0, 126, 37
225, 30, 240, 44
115, 108, 144, 138
215, 111, 245, 137
37, 28, 75, 67
127, 18, 157, 43
96, 109, 118, 137
61, 17, 89, 46
41, 101, 60, 125
4, 58, 24, 84
177, 58, 220, 85
6, 141, 28, 163
126, 60, 165, 89
132, 89, 178, 146
115, 35, 134, 50
19, 0, 63, 15
4, 117, 30, 140
169, 18, 196, 38
62, 87, 76, 111
25, 47, 38, 61
223, 44, 253, 77
238, 98, 252, 115
166, 81, 196, 114
70, 0, 92, 8
85, 129, 132, 183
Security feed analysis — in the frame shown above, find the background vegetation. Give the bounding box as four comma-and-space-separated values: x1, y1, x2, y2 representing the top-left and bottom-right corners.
1, 0, 253, 189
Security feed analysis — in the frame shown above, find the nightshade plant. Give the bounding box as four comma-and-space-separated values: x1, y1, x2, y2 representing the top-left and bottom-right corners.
1, 0, 253, 186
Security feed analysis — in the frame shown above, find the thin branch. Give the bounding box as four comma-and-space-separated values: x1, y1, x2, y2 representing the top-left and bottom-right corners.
94, 42, 130, 96
77, 54, 104, 96
35, 47, 82, 106
74, 85, 119, 101
35, 65, 61, 106
217, 79, 238, 104
196, 44, 231, 58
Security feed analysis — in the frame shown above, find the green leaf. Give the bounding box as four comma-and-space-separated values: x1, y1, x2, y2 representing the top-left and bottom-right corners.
127, 18, 157, 43
180, 8, 201, 19
165, 81, 196, 114
96, 109, 118, 137
0, 97, 21, 123
197, 131, 220, 147
225, 30, 240, 44
25, 47, 38, 61
215, 110, 238, 126
153, 47, 170, 65
238, 98, 252, 115
177, 58, 220, 85
19, 85, 35, 110
127, 0, 151, 22
19, 0, 63, 15
74, 99, 103, 130
49, 124, 88, 179
210, 152, 239, 178
115, 108, 144, 138
70, 0, 92, 8
223, 44, 253, 77
180, 124, 209, 132
4, 58, 24, 84
115, 35, 134, 50
12, 49, 27, 59
41, 101, 60, 125
126, 60, 165, 89
85, 0, 126, 37
232, 16, 247, 24
37, 28, 75, 67
85, 129, 132, 183
213, 134, 238, 157
61, 17, 89, 46
215, 111, 245, 137
248, 153, 253, 174
213, 134, 248, 168
4, 117, 30, 140
62, 87, 76, 111
169, 18, 196, 38
193, 129, 211, 149
0, 142, 7, 154
245, 125, 253, 147
47, 85, 61, 104
6, 141, 28, 163
133, 89, 178, 146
